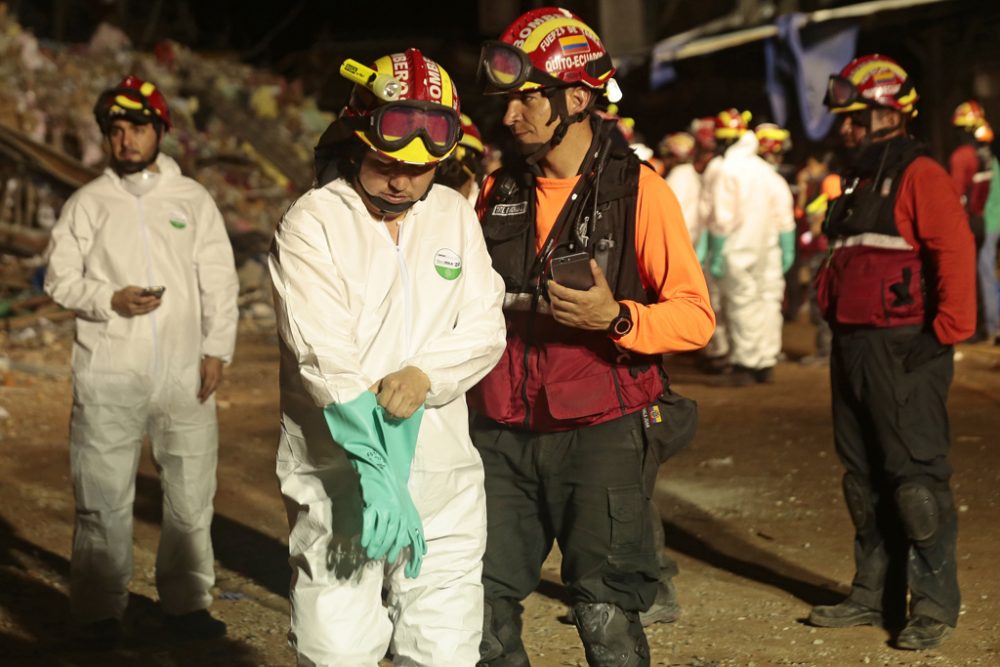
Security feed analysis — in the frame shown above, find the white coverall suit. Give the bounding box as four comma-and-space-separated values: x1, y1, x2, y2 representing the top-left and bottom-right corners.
666, 161, 704, 246
269, 178, 506, 666
44, 153, 239, 623
697, 154, 730, 359
708, 132, 795, 370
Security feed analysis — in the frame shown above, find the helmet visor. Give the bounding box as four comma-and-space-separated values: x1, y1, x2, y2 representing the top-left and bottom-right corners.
825, 75, 860, 110
369, 101, 460, 158
480, 41, 532, 91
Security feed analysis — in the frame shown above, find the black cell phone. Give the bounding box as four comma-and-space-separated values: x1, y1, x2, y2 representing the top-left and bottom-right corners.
550, 252, 595, 291
141, 286, 166, 298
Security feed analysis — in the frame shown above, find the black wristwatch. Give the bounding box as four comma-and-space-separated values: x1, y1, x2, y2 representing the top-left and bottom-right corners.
608, 302, 633, 339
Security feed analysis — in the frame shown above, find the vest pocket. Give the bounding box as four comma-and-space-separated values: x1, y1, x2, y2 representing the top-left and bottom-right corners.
545, 372, 620, 421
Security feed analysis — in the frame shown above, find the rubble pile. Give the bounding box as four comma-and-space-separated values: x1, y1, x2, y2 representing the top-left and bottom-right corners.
0, 2, 336, 336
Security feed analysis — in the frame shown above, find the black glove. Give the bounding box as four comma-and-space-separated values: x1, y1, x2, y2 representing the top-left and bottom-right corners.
903, 331, 950, 372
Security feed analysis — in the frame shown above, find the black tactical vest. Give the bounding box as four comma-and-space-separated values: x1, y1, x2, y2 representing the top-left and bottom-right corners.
825, 137, 926, 240
480, 121, 653, 306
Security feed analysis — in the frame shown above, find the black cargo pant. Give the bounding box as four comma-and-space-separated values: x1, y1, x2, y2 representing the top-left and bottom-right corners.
472, 411, 660, 658
830, 326, 960, 626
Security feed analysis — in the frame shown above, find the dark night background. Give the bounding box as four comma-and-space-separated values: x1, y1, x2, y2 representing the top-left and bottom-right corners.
9, 0, 1000, 162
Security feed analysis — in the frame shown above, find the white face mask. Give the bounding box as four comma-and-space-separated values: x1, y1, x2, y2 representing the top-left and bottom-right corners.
120, 169, 160, 197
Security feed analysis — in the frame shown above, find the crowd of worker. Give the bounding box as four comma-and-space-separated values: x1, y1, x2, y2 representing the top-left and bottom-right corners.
39, 4, 992, 665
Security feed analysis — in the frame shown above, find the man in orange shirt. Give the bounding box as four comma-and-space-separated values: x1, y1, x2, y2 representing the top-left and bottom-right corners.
810, 55, 975, 651
470, 8, 714, 666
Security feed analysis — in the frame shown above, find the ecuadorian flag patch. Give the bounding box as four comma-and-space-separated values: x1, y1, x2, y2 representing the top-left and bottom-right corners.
559, 35, 590, 54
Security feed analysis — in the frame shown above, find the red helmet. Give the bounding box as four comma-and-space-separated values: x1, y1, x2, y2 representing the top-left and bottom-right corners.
479, 7, 617, 97
755, 123, 792, 154
458, 113, 484, 155
952, 100, 986, 129
94, 75, 172, 134
341, 48, 462, 165
824, 54, 918, 115
658, 132, 695, 161
715, 108, 752, 139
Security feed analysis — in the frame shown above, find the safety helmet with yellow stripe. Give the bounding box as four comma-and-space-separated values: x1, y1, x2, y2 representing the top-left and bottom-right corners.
93, 75, 172, 135
824, 54, 918, 116
755, 123, 792, 154
340, 48, 461, 166
952, 100, 986, 129
715, 108, 752, 140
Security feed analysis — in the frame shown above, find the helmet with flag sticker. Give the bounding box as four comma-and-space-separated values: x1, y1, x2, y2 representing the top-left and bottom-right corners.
479, 7, 619, 100
340, 48, 461, 165
93, 75, 172, 135
824, 54, 918, 115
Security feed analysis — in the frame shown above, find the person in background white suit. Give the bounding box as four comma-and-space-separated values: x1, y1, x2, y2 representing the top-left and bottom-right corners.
705, 114, 796, 385
45, 75, 238, 646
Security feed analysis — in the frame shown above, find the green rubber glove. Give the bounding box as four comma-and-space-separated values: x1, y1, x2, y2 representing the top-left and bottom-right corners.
694, 231, 709, 264
323, 392, 406, 562
707, 233, 727, 280
779, 230, 796, 275
374, 406, 426, 578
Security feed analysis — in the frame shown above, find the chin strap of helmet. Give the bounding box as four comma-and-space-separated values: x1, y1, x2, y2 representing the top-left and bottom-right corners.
523, 87, 591, 169
355, 174, 433, 216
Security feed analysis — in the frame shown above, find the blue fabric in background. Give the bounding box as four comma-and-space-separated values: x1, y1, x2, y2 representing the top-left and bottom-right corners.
765, 13, 858, 141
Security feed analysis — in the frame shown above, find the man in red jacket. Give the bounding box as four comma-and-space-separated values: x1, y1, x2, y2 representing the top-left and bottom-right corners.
809, 54, 975, 651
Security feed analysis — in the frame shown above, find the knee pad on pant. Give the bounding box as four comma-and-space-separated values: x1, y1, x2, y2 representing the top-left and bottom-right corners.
842, 473, 874, 530
572, 602, 650, 667
895, 481, 940, 545
479, 598, 528, 667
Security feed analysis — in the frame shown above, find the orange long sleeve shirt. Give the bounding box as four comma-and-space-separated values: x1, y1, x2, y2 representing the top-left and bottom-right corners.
480, 165, 715, 354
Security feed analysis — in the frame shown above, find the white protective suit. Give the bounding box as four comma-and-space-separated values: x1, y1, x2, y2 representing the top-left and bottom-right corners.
708, 132, 795, 370
697, 154, 730, 359
666, 162, 703, 245
269, 177, 506, 667
44, 153, 238, 623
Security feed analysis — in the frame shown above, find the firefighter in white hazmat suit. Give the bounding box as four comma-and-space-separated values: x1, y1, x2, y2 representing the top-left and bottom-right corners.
705, 118, 796, 384
269, 49, 506, 666
44, 76, 238, 644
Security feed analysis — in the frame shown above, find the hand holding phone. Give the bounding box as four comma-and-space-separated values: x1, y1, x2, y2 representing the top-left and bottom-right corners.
140, 286, 166, 298
550, 252, 595, 291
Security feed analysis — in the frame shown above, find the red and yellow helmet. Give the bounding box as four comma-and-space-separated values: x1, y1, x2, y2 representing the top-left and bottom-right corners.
342, 48, 461, 165
659, 132, 696, 161
93, 75, 172, 134
479, 7, 617, 96
458, 113, 484, 156
715, 108, 752, 139
824, 54, 918, 115
755, 123, 792, 154
952, 100, 986, 128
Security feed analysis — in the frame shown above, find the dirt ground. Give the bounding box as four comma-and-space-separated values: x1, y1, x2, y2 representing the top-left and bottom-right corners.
1, 318, 999, 667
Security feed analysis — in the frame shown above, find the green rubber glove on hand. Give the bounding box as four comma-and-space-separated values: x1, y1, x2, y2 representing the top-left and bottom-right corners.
707, 233, 727, 280
779, 230, 796, 275
694, 232, 709, 264
323, 392, 426, 577
374, 406, 426, 578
